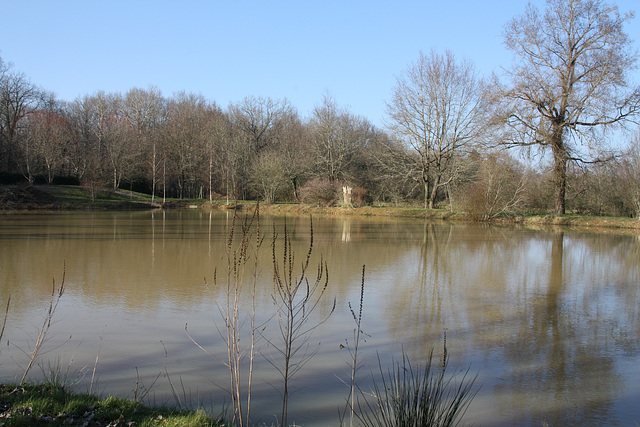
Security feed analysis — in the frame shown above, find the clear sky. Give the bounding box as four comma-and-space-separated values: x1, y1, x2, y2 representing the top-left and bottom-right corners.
1, 0, 639, 127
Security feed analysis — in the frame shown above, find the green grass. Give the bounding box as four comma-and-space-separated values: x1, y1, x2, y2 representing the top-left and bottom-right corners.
50, 185, 154, 205
0, 382, 223, 426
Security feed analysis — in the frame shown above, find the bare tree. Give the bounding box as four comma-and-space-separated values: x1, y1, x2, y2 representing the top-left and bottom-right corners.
494, 0, 640, 214
310, 93, 370, 183
458, 151, 528, 219
618, 131, 640, 218
65, 95, 102, 193
274, 114, 310, 201
364, 132, 420, 205
202, 106, 229, 203
251, 150, 289, 203
0, 58, 42, 174
387, 50, 485, 209
20, 93, 71, 183
124, 87, 165, 203
97, 92, 136, 190
229, 96, 296, 154
163, 92, 211, 198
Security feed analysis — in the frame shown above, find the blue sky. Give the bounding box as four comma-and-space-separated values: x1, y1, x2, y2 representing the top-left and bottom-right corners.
1, 1, 639, 127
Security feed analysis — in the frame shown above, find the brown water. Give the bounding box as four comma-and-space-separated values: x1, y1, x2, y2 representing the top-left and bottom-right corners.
1, 210, 639, 426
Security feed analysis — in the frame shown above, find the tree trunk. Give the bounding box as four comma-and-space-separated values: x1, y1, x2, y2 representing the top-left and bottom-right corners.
551, 131, 567, 215
428, 174, 440, 210
422, 161, 430, 209
424, 180, 429, 209
151, 141, 156, 206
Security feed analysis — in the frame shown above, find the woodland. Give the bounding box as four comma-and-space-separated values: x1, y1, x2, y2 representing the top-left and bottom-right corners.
2, 0, 640, 219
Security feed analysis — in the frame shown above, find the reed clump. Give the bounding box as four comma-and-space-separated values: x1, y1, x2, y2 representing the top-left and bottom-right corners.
355, 344, 478, 427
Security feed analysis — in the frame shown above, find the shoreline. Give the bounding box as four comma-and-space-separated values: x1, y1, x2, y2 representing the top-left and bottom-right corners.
2, 184, 639, 233
208, 200, 640, 233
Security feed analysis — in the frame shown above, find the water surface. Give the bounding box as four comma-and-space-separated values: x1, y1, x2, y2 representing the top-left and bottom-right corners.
1, 211, 639, 425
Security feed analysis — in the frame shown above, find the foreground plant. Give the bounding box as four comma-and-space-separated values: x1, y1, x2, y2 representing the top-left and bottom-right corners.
0, 296, 9, 355
186, 208, 263, 427
268, 217, 335, 427
18, 267, 67, 385
339, 265, 367, 427
356, 346, 478, 427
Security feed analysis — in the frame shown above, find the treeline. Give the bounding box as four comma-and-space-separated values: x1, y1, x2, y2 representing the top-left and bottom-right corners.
0, 76, 409, 206
1, 1, 640, 218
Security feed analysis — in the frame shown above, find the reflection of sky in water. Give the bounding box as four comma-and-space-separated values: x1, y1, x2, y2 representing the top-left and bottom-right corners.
1, 212, 640, 426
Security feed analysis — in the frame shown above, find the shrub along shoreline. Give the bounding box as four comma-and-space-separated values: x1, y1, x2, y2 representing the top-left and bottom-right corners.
1, 184, 639, 233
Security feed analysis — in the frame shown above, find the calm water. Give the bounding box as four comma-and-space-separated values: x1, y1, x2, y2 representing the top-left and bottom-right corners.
1, 210, 639, 426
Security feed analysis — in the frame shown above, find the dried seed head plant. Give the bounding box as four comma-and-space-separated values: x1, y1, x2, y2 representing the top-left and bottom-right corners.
186, 207, 263, 427
267, 216, 336, 427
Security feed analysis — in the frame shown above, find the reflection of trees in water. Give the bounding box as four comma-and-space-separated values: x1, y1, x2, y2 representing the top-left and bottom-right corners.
384, 223, 538, 354
495, 232, 621, 425
382, 226, 640, 425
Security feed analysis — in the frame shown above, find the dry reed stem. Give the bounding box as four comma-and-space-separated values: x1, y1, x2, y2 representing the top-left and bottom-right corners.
340, 265, 366, 427
186, 207, 262, 427
0, 296, 9, 351
20, 266, 66, 385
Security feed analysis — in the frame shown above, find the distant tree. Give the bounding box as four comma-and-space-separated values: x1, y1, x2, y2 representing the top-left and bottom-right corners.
251, 150, 290, 203
95, 92, 136, 190
457, 151, 528, 219
618, 132, 640, 218
249, 111, 309, 202
494, 0, 640, 214
124, 87, 165, 202
229, 96, 296, 154
65, 95, 102, 188
387, 50, 485, 209
275, 114, 310, 201
309, 94, 370, 183
20, 93, 72, 183
226, 96, 297, 200
163, 92, 210, 198
201, 106, 229, 203
366, 134, 419, 205
0, 57, 42, 174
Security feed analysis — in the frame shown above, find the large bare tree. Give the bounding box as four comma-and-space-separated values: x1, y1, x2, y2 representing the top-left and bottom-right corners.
495, 0, 640, 214
387, 50, 485, 209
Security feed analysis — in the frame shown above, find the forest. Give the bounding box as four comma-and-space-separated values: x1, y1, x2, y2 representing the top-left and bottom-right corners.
1, 0, 640, 219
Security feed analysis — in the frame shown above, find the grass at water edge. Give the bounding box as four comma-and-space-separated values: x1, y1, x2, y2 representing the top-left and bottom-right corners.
0, 382, 223, 426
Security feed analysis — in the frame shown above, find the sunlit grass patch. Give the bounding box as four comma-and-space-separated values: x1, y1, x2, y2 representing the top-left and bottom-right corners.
0, 382, 223, 427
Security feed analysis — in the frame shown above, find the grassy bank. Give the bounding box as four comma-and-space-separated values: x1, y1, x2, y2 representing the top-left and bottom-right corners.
2, 184, 639, 232
0, 185, 156, 210
206, 198, 640, 232
0, 382, 222, 426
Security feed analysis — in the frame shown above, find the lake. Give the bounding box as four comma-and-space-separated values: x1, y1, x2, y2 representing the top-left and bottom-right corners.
1, 210, 639, 426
